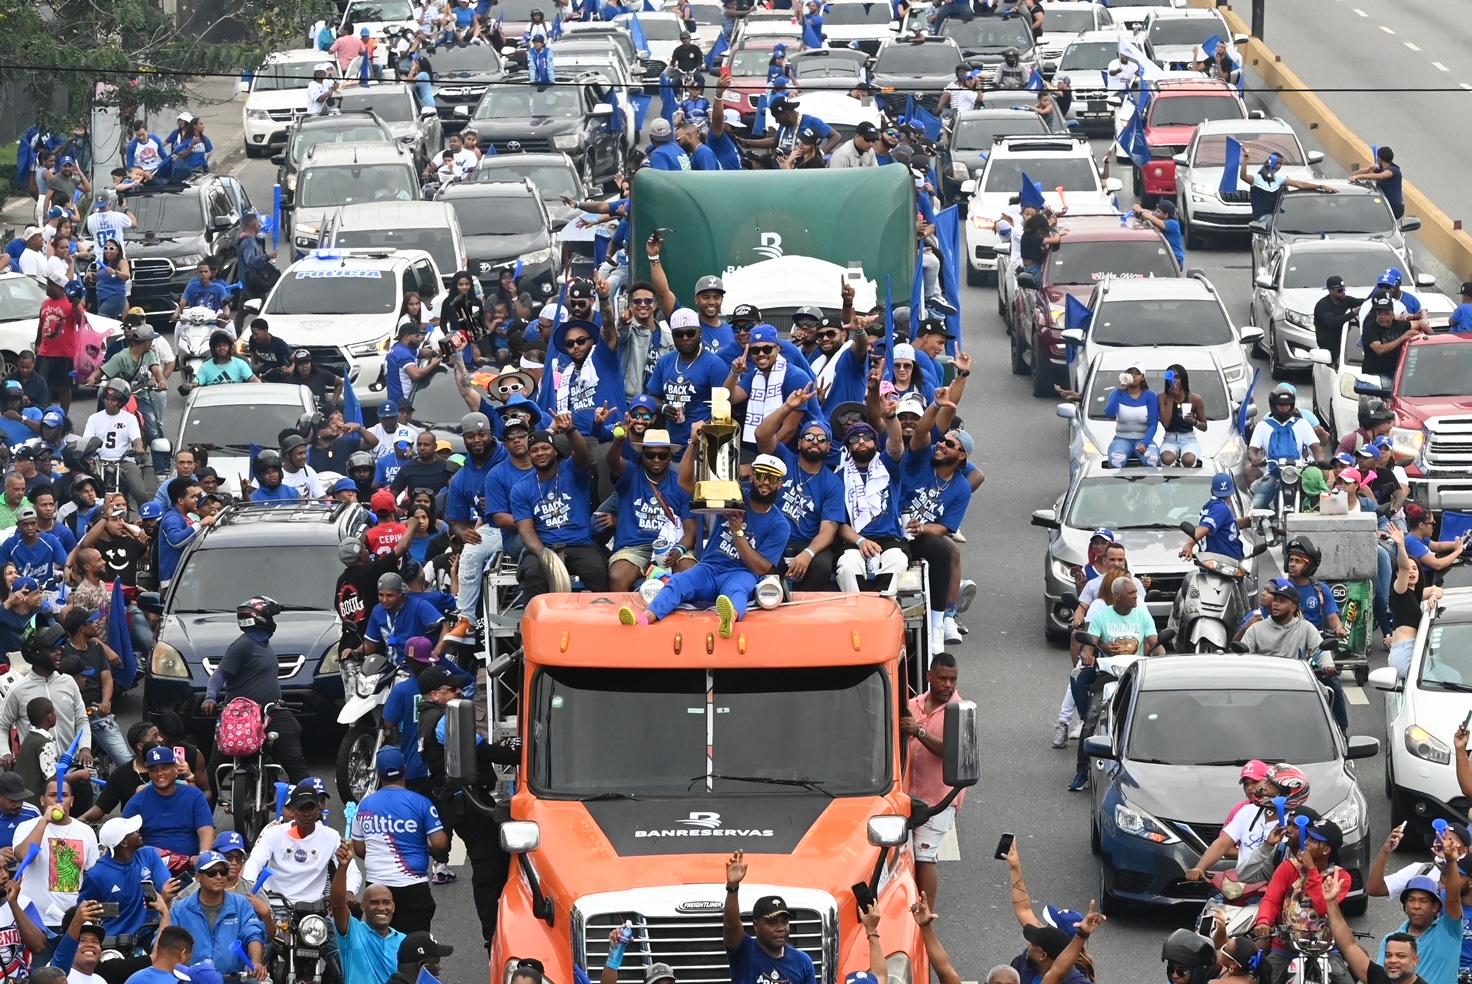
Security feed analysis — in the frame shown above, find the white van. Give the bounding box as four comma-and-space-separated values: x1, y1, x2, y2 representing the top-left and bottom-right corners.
240, 49, 337, 158
319, 201, 468, 287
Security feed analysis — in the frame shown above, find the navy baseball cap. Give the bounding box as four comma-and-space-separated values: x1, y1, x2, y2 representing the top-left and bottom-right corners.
145, 746, 177, 768
290, 776, 330, 805
629, 394, 659, 415
378, 401, 398, 418
749, 324, 779, 345
1211, 472, 1235, 498
195, 850, 230, 873
377, 747, 407, 778
1267, 577, 1301, 605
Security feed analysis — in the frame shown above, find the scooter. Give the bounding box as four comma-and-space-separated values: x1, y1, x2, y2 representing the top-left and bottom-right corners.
176, 306, 232, 396
1168, 524, 1270, 653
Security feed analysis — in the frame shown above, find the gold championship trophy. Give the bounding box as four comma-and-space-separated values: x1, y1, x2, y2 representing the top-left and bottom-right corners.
692, 387, 743, 512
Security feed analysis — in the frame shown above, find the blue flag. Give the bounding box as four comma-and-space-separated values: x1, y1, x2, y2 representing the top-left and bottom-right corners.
271, 184, 283, 249
1201, 34, 1222, 59
658, 72, 677, 124
630, 91, 653, 133
1236, 368, 1261, 437
417, 968, 442, 984
1019, 171, 1046, 211
107, 578, 137, 690
550, 10, 564, 38
342, 377, 364, 427
705, 30, 729, 72
1027, 68, 1045, 92
752, 94, 768, 137
629, 14, 651, 58
910, 100, 942, 142
883, 275, 896, 374
934, 205, 963, 346
909, 245, 924, 325
1122, 106, 1151, 170
1220, 136, 1243, 196
1064, 294, 1091, 364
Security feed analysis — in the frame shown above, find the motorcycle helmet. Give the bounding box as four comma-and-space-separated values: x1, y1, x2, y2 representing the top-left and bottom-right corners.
1285, 536, 1321, 578
237, 596, 283, 632
1358, 398, 1395, 431
1003, 47, 1020, 65
63, 280, 86, 301
102, 378, 132, 401
347, 451, 375, 473
1266, 762, 1311, 809
280, 433, 307, 455
254, 449, 284, 472
1160, 929, 1214, 969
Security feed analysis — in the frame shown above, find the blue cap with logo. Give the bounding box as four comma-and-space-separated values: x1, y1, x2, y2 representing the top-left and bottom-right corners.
1378, 268, 1404, 287
629, 394, 659, 416
1044, 904, 1084, 938
290, 776, 330, 805
378, 401, 398, 418
377, 747, 406, 778
1211, 472, 1235, 498
145, 746, 177, 768
749, 324, 779, 345
214, 831, 247, 855
40, 408, 64, 428
1089, 526, 1116, 542
140, 502, 164, 520
195, 850, 230, 873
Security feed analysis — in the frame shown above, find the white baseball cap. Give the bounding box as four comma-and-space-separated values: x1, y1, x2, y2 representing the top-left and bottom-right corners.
896, 394, 926, 418
892, 343, 916, 363
670, 308, 701, 330
99, 814, 143, 851
538, 303, 565, 322
751, 453, 788, 477
177, 111, 195, 123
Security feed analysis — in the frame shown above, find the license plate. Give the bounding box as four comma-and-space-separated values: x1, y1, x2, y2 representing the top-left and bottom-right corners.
1086, 101, 1106, 112
295, 948, 320, 960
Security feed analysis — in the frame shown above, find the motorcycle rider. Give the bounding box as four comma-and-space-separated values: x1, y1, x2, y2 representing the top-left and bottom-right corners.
990, 48, 1028, 89
1179, 473, 1248, 562
81, 379, 149, 513
200, 596, 311, 784
1336, 399, 1395, 456
1252, 817, 1353, 984
1242, 579, 1350, 732
1247, 387, 1323, 510
1186, 763, 1309, 884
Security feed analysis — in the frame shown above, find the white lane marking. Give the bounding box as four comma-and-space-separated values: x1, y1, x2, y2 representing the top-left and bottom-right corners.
1351, 6, 1368, 15
1379, 24, 1396, 34
939, 825, 961, 862
1345, 686, 1369, 706
1404, 41, 1421, 51
1434, 61, 1450, 72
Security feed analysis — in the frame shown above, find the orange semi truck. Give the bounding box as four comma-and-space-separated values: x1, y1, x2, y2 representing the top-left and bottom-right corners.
444, 592, 979, 984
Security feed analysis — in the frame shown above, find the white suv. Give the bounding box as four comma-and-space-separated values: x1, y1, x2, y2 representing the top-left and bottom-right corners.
1034, 1, 1116, 74
260, 248, 445, 407
286, 141, 420, 259
240, 50, 337, 158
1140, 8, 1242, 71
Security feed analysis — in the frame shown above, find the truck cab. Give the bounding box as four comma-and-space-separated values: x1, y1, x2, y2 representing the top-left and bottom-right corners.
445, 593, 978, 984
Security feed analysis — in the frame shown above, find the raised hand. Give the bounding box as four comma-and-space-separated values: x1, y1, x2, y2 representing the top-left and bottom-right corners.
725, 849, 747, 887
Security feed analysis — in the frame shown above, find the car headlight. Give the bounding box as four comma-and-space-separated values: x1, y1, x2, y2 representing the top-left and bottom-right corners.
1114, 800, 1179, 844
247, 109, 273, 121
1323, 794, 1364, 837
551, 133, 581, 149
174, 254, 205, 269
297, 913, 330, 947
293, 225, 320, 248
1215, 439, 1245, 471
1391, 426, 1425, 462
1224, 362, 1245, 383
1405, 724, 1452, 765
1050, 558, 1075, 583
1190, 191, 1210, 204
1285, 309, 1311, 329
519, 246, 554, 267
319, 642, 341, 674
151, 642, 189, 679
347, 335, 389, 357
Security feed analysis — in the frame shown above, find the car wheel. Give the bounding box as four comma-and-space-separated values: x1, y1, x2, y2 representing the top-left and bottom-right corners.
1183, 206, 1204, 250
966, 263, 985, 287
1031, 338, 1054, 398
244, 143, 264, 159
1251, 308, 1269, 359
1097, 861, 1122, 917
1010, 326, 1028, 376
1268, 328, 1289, 380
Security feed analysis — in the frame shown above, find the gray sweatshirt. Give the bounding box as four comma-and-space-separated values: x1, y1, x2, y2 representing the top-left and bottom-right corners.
1241, 614, 1323, 662
0, 669, 90, 755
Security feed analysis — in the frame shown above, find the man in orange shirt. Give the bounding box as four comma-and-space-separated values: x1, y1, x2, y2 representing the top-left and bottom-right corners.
901, 653, 963, 906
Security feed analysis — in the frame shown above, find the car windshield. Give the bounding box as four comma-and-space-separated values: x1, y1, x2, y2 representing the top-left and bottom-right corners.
1049, 241, 1179, 284
410, 368, 471, 424
180, 401, 315, 454
1093, 298, 1234, 345
331, 227, 455, 279
476, 163, 579, 199
942, 19, 1034, 49
1147, 94, 1243, 128
264, 269, 398, 315
1274, 193, 1395, 236
429, 43, 502, 75
288, 125, 392, 165
1192, 132, 1302, 166
447, 194, 545, 235
825, 2, 890, 24
530, 665, 889, 797
983, 157, 1100, 193
1126, 688, 1339, 764
1085, 370, 1228, 420
1281, 251, 1404, 291
172, 545, 338, 613
729, 47, 778, 76
0, 277, 46, 322
474, 84, 583, 118
952, 115, 1048, 150
1043, 9, 1100, 33
1059, 41, 1117, 70
1418, 621, 1472, 691
127, 194, 201, 236
633, 17, 683, 39
335, 89, 415, 122
1065, 473, 1213, 529
1400, 343, 1472, 399
875, 43, 963, 74
253, 61, 323, 92
1147, 18, 1224, 46
345, 0, 412, 20
297, 163, 416, 208
793, 58, 864, 80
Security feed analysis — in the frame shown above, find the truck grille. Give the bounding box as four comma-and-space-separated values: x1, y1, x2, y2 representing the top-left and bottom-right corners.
267, 108, 307, 123
1169, 819, 1222, 852
202, 653, 306, 679
577, 891, 835, 984
297, 344, 351, 376
488, 138, 553, 153
131, 257, 177, 284
1218, 190, 1250, 204
1423, 415, 1472, 475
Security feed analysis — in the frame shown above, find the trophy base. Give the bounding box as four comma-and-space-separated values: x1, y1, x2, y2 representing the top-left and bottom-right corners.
692, 500, 745, 514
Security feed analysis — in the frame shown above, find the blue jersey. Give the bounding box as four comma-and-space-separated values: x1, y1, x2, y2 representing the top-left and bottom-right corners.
1198, 497, 1243, 560
444, 450, 500, 524
385, 342, 417, 407
613, 466, 691, 550
699, 319, 740, 364
382, 676, 429, 780
702, 492, 788, 575
1292, 577, 1339, 631
352, 785, 444, 883
646, 347, 728, 449
365, 596, 446, 658
648, 142, 691, 171
511, 459, 595, 546
0, 532, 66, 582
899, 450, 972, 533
772, 445, 845, 543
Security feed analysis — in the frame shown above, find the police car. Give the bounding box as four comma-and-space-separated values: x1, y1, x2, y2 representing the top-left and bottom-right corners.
258, 248, 446, 406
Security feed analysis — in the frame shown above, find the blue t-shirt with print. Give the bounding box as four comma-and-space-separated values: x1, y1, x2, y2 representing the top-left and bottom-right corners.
772, 445, 845, 543
352, 784, 444, 879
899, 449, 972, 533
511, 459, 594, 546
646, 347, 729, 449
846, 454, 905, 540
365, 596, 446, 657
702, 492, 788, 575
613, 467, 690, 550
1199, 497, 1244, 560
382, 676, 429, 780
1292, 577, 1339, 631
728, 934, 817, 984
181, 278, 229, 312
0, 532, 66, 581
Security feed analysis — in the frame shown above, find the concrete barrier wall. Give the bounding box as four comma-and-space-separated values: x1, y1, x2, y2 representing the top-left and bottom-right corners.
1188, 0, 1472, 280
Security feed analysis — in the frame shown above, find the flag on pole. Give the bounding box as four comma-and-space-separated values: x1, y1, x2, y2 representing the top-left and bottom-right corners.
550, 11, 564, 38
1121, 107, 1151, 170
1019, 172, 1046, 211
752, 94, 769, 137
108, 578, 137, 690
342, 378, 364, 427
1064, 295, 1091, 364
629, 14, 651, 58
1220, 136, 1243, 196
1026, 68, 1045, 92
1236, 368, 1261, 437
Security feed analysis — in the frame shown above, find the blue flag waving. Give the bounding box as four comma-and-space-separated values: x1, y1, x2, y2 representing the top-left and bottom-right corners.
705, 30, 729, 71
934, 205, 963, 346
1019, 171, 1046, 211
1121, 106, 1151, 170
550, 11, 564, 38
108, 577, 138, 690
1064, 294, 1091, 363
752, 94, 769, 137
1201, 34, 1222, 59
1236, 368, 1261, 437
342, 377, 364, 427
629, 14, 651, 58
908, 97, 943, 142
1220, 135, 1243, 196
1027, 68, 1046, 92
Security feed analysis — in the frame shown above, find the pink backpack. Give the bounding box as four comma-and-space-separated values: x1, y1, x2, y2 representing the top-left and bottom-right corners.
215, 698, 267, 756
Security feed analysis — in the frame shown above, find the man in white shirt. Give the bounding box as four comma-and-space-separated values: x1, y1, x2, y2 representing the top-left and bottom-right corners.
82, 379, 150, 510
13, 778, 99, 933
280, 434, 327, 500
828, 121, 879, 169
16, 229, 47, 282
368, 401, 423, 460
242, 778, 363, 904
445, 133, 477, 176
306, 65, 340, 116
83, 192, 134, 250
1106, 53, 1139, 94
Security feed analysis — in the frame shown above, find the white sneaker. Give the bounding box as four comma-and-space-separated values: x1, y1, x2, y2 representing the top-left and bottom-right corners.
943, 615, 962, 643
956, 579, 977, 614
1068, 719, 1083, 740
928, 610, 946, 657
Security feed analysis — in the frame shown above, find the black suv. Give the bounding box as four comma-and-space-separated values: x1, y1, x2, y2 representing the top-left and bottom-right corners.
424, 42, 505, 133
272, 110, 395, 207
145, 501, 369, 734
473, 152, 586, 231
463, 75, 623, 189
870, 36, 965, 111
437, 179, 557, 293
120, 175, 254, 322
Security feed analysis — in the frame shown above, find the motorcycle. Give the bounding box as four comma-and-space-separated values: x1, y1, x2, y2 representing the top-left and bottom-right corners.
176, 306, 232, 396
334, 647, 401, 804
265, 891, 332, 984
1253, 457, 1306, 536
215, 698, 289, 845
1169, 524, 1271, 653
1196, 872, 1268, 939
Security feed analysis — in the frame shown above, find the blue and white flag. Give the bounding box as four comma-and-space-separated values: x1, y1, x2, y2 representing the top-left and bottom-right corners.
1220, 135, 1243, 196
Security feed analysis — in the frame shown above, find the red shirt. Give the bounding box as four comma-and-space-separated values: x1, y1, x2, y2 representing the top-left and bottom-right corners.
36, 298, 83, 359
1254, 859, 1350, 930
906, 690, 966, 811
365, 522, 408, 557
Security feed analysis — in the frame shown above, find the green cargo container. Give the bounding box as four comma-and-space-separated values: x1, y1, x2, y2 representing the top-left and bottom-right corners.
629, 166, 918, 304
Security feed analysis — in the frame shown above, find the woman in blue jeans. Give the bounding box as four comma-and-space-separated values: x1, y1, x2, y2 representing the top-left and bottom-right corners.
1103, 364, 1161, 467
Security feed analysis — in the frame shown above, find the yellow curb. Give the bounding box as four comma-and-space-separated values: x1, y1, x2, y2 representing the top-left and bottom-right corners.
1188, 0, 1472, 278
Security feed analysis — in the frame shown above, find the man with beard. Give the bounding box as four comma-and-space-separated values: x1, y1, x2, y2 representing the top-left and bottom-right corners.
279, 434, 326, 500
606, 427, 697, 592
512, 417, 608, 600
646, 308, 728, 454
619, 441, 788, 639
647, 236, 739, 365
727, 325, 821, 465
308, 410, 377, 474
536, 318, 624, 444
833, 383, 909, 596
754, 387, 844, 592
813, 315, 871, 415
443, 413, 504, 641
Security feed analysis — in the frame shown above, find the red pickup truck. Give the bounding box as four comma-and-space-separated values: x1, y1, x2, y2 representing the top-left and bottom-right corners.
1129, 78, 1248, 208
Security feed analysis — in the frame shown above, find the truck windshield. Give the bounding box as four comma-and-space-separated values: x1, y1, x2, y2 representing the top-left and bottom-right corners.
1400, 343, 1472, 399
531, 665, 890, 797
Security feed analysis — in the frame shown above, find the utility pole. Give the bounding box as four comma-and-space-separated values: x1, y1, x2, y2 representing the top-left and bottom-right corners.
1251, 0, 1266, 39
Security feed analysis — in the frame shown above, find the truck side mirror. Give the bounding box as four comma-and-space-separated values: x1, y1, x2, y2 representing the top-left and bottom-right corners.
942, 700, 979, 789
444, 697, 480, 785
